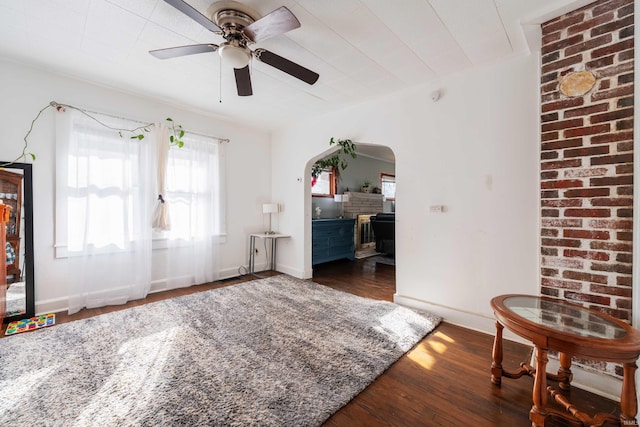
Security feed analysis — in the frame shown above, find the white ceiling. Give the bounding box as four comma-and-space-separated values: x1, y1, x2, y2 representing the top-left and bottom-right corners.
0, 0, 584, 133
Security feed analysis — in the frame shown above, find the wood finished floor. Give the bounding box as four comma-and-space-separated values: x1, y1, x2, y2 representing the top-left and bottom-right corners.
3, 258, 621, 426
313, 259, 621, 427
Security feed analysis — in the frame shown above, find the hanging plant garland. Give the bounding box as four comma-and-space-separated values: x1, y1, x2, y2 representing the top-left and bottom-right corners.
311, 137, 357, 185
165, 117, 185, 148
3, 101, 185, 167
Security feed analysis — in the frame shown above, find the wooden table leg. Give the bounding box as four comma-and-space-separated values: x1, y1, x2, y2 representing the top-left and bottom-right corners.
529, 346, 548, 427
620, 361, 638, 425
558, 352, 572, 391
491, 321, 504, 385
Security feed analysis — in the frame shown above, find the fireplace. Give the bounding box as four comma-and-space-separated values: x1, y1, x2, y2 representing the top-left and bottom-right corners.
356, 214, 376, 252
342, 192, 384, 258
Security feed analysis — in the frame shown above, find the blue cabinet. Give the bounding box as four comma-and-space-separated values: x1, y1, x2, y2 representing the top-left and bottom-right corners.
312, 219, 355, 265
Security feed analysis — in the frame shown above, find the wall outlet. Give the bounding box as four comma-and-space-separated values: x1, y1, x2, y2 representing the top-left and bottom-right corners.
429, 205, 445, 213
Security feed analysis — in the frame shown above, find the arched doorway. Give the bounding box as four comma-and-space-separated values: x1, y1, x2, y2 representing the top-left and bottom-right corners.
305, 143, 397, 300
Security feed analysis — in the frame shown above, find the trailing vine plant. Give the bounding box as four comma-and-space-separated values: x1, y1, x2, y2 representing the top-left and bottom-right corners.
311, 137, 357, 183
3, 101, 185, 167
166, 117, 185, 148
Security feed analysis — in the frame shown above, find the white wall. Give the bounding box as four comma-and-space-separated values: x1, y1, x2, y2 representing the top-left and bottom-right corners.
0, 59, 272, 314
272, 53, 541, 334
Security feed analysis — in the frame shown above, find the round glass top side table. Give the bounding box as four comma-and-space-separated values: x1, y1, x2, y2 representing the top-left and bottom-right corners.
490, 294, 640, 427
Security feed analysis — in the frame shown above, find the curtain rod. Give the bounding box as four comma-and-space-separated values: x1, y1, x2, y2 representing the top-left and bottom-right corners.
53, 101, 230, 144
185, 130, 230, 144
88, 108, 231, 144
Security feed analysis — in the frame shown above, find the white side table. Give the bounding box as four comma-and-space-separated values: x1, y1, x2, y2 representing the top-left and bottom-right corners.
249, 233, 290, 274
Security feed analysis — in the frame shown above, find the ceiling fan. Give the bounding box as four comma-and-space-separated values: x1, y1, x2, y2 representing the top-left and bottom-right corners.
150, 0, 319, 96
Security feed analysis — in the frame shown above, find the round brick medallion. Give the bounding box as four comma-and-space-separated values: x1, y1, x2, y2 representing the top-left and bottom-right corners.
559, 71, 596, 97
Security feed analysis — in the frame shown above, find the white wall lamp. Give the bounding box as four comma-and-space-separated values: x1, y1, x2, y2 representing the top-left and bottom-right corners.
262, 203, 279, 234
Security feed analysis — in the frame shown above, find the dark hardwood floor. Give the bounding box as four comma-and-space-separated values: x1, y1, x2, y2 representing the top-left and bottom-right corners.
3, 258, 621, 426
313, 258, 621, 427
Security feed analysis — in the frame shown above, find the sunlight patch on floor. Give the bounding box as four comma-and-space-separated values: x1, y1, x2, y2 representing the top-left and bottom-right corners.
433, 331, 455, 343
406, 342, 437, 370
406, 331, 454, 370
428, 340, 448, 354
0, 365, 59, 411
374, 307, 437, 352
73, 326, 180, 424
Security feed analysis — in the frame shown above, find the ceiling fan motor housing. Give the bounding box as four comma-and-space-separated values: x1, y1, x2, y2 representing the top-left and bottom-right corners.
214, 9, 255, 32
208, 0, 259, 42
210, 4, 257, 69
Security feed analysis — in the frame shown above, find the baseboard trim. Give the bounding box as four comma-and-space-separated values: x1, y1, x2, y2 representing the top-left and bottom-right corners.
393, 293, 530, 345
275, 263, 308, 279
35, 296, 69, 316
34, 266, 266, 316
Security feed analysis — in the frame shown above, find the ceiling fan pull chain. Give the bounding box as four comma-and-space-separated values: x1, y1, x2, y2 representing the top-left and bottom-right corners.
219, 54, 223, 104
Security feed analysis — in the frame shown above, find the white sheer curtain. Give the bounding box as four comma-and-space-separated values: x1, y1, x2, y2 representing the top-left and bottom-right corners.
152, 123, 170, 231
57, 109, 153, 314
158, 132, 225, 289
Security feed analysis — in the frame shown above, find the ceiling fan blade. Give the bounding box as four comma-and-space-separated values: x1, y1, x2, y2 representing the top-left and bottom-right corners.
162, 0, 220, 32
234, 66, 253, 96
150, 44, 219, 59
254, 49, 319, 85
243, 6, 300, 42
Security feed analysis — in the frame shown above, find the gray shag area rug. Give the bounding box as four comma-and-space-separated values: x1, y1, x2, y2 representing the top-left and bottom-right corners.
0, 275, 441, 427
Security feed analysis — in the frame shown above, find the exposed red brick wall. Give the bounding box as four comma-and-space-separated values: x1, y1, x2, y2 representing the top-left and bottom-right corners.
540, 0, 634, 322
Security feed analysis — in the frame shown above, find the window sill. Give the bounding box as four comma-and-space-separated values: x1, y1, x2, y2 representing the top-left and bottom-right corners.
151, 234, 227, 250
54, 234, 228, 258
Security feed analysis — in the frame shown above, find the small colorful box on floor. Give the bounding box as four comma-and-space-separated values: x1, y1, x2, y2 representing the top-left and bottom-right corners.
5, 313, 56, 335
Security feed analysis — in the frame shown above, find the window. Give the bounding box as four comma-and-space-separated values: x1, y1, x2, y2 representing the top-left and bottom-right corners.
312, 167, 337, 197
55, 109, 226, 257
161, 132, 225, 241
56, 110, 151, 257
381, 173, 396, 200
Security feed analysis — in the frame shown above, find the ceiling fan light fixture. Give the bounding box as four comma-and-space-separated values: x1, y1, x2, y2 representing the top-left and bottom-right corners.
218, 43, 251, 68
